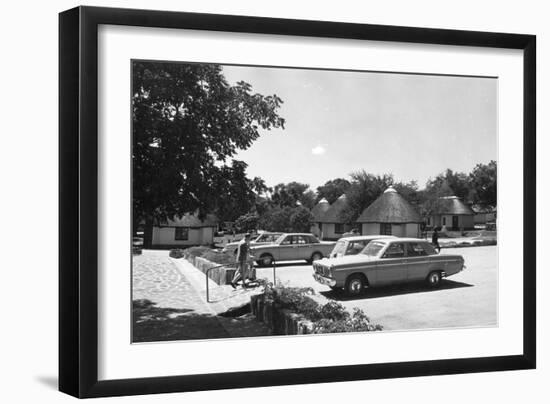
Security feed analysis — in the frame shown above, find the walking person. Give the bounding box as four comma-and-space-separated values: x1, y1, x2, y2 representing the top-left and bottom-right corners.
230, 233, 252, 289
432, 227, 441, 253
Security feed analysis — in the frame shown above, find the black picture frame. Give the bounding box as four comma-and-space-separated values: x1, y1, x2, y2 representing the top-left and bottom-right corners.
59, 6, 536, 398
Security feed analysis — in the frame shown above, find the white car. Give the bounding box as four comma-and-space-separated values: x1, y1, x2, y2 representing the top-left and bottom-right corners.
329, 235, 396, 258
222, 232, 283, 254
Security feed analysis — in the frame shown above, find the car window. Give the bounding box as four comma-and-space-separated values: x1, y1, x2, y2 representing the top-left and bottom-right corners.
280, 236, 292, 245
421, 242, 438, 255
407, 242, 428, 257
346, 240, 368, 255
258, 233, 280, 243
307, 235, 319, 243
293, 235, 307, 244
361, 241, 386, 257
382, 243, 405, 258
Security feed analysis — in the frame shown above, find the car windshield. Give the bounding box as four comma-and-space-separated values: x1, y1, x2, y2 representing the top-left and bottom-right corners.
360, 241, 386, 257
332, 240, 346, 255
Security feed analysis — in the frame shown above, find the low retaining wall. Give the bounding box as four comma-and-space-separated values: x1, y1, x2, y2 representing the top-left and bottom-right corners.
440, 239, 497, 248
185, 255, 236, 285
250, 294, 313, 335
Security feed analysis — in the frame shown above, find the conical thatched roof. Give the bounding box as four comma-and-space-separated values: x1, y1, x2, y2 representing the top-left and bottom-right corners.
432, 196, 475, 215
321, 194, 348, 223
357, 186, 422, 223
311, 198, 330, 221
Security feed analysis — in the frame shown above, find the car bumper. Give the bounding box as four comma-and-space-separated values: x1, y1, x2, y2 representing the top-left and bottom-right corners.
313, 273, 336, 287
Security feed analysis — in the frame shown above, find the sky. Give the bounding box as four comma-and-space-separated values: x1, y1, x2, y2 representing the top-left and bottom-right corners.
222, 64, 497, 191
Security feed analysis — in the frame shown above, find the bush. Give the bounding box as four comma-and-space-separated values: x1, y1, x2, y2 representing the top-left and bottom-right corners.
169, 249, 185, 258
183, 246, 211, 259
261, 284, 382, 333
201, 250, 235, 266
180, 246, 235, 266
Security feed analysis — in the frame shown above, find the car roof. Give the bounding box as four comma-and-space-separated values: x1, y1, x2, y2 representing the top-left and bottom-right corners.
339, 235, 397, 242
385, 237, 430, 243
280, 233, 315, 237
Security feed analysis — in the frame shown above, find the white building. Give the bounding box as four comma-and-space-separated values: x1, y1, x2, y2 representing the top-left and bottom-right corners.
147, 213, 218, 248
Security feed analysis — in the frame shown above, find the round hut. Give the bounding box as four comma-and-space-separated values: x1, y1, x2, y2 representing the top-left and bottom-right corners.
310, 198, 330, 238
319, 194, 355, 240
357, 186, 422, 237
429, 196, 475, 231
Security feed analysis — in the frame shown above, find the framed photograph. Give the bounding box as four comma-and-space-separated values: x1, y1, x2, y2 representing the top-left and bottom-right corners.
59, 6, 536, 398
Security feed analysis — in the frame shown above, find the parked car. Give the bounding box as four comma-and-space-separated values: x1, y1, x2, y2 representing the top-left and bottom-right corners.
250, 233, 336, 266
313, 238, 465, 296
329, 235, 397, 258
222, 232, 283, 254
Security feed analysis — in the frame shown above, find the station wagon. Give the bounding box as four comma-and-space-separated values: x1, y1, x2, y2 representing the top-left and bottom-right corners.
313, 238, 465, 295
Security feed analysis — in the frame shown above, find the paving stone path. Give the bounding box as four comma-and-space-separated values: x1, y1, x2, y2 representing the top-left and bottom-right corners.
132, 250, 270, 342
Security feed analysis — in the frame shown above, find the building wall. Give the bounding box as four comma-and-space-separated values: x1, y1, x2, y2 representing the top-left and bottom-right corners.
320, 223, 338, 240
431, 214, 475, 230
474, 212, 497, 224
405, 223, 421, 238
151, 226, 214, 246
361, 223, 380, 235
361, 222, 420, 237
310, 223, 322, 238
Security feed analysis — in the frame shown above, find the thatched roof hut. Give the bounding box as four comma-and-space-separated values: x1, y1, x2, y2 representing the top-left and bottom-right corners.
357, 186, 422, 224
432, 196, 475, 215
311, 198, 330, 222
321, 194, 349, 223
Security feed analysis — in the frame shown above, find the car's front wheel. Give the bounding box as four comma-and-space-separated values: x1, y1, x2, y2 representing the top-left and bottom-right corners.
345, 274, 366, 296
426, 271, 442, 288
259, 254, 274, 267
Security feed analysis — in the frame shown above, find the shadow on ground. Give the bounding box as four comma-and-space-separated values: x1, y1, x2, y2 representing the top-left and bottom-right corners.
321, 279, 474, 301
132, 299, 270, 342
35, 375, 58, 390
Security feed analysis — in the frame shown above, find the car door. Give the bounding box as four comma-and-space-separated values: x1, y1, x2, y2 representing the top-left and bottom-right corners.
297, 235, 315, 259
374, 242, 407, 285
405, 242, 431, 281
276, 235, 295, 261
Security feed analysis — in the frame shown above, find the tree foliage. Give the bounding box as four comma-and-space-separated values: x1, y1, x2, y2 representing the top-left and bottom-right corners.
339, 171, 394, 223
469, 160, 497, 206
258, 206, 314, 233
271, 182, 316, 209
316, 178, 351, 204
234, 212, 260, 233
132, 61, 285, 225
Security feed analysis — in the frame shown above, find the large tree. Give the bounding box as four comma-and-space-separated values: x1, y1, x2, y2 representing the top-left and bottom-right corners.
469, 160, 497, 206
316, 178, 351, 204
271, 182, 315, 209
132, 62, 285, 229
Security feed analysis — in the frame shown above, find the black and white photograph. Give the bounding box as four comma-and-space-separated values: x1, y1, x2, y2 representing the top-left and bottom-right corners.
131, 60, 498, 343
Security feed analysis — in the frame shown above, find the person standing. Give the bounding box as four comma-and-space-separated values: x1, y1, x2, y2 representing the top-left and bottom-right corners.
432, 227, 441, 253
231, 233, 251, 289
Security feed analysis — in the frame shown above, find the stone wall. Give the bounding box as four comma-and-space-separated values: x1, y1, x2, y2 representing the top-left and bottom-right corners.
185, 255, 236, 285
250, 294, 313, 335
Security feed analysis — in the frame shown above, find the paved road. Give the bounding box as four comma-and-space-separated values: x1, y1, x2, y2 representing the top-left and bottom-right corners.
256, 246, 497, 331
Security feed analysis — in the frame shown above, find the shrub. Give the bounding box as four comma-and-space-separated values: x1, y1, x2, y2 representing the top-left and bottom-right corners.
180, 246, 235, 266
260, 284, 382, 333
169, 249, 185, 259
201, 250, 235, 266
183, 246, 211, 258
